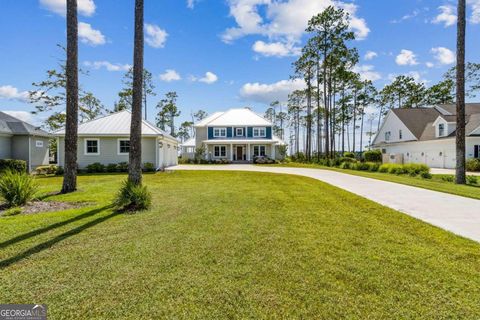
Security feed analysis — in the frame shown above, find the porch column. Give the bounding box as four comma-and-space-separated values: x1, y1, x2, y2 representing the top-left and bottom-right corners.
230, 144, 233, 161
247, 143, 250, 161
271, 144, 275, 160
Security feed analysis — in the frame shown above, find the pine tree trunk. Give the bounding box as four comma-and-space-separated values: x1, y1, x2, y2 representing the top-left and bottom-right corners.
455, 0, 466, 184
61, 0, 78, 194
316, 58, 321, 160
352, 90, 357, 154
128, 0, 144, 186
306, 70, 312, 162
360, 109, 365, 153
323, 49, 330, 158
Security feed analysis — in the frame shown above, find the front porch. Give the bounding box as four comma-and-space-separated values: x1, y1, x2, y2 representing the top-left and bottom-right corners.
205, 143, 276, 162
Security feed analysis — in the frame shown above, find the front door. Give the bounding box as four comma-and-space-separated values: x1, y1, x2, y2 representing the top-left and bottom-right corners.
236, 146, 243, 161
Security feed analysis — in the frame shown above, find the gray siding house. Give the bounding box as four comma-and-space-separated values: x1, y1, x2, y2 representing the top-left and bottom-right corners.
0, 111, 50, 171
181, 108, 286, 162
54, 111, 178, 169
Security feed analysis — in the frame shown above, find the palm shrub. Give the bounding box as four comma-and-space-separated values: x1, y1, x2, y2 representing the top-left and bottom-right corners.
0, 170, 38, 207
343, 152, 355, 158
466, 159, 480, 172
114, 180, 152, 212
339, 161, 352, 169
403, 163, 430, 176
466, 175, 478, 185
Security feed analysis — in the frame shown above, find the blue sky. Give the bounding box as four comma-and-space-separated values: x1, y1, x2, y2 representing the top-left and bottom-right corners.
0, 0, 479, 127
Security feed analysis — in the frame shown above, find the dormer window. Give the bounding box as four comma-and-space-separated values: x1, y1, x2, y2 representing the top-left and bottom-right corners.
438, 123, 445, 137
385, 131, 391, 141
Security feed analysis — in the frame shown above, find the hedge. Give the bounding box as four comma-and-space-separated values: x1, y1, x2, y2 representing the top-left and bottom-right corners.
0, 159, 27, 173
364, 149, 382, 162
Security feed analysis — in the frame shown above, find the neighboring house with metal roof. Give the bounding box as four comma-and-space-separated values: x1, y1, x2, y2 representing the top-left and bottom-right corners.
182, 108, 286, 162
54, 110, 178, 169
0, 111, 50, 172
372, 104, 480, 169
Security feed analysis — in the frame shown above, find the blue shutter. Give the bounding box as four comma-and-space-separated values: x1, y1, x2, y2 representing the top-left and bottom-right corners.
266, 126, 272, 139
227, 127, 233, 138
208, 127, 214, 139
475, 145, 479, 158
247, 127, 253, 138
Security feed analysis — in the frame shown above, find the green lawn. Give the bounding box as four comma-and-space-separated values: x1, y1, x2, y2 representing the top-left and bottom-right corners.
1, 171, 480, 319
273, 162, 480, 200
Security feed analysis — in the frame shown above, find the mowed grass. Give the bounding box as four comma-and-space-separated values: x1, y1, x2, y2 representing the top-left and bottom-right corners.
274, 162, 480, 200
1, 171, 480, 319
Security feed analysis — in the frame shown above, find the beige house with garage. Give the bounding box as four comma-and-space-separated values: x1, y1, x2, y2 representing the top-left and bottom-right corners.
373, 104, 480, 169
0, 111, 50, 172
55, 110, 178, 170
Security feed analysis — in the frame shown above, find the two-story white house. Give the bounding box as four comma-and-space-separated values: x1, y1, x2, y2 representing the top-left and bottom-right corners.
373, 103, 480, 168
181, 108, 286, 162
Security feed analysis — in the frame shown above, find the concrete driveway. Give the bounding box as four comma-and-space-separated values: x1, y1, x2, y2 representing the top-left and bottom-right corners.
430, 168, 480, 176
168, 164, 480, 243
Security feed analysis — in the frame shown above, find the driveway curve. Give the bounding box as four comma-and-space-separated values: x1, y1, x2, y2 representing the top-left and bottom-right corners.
167, 164, 480, 243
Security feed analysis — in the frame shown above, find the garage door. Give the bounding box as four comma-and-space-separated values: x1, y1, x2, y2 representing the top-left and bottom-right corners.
425, 151, 444, 168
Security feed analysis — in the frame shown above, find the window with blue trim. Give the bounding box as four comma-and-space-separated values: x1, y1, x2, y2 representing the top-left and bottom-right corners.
253, 127, 266, 137
213, 128, 226, 137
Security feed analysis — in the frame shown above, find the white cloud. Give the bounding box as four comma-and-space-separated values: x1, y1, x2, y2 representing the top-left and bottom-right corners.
432, 5, 457, 27
388, 71, 429, 84
426, 62, 435, 68
145, 23, 168, 48
187, 0, 198, 9
395, 49, 418, 66
160, 69, 181, 82
0, 85, 29, 102
84, 61, 131, 72
222, 0, 369, 56
352, 65, 381, 82
364, 51, 378, 61
198, 72, 218, 84
390, 9, 420, 24
431, 47, 455, 65
3, 111, 36, 124
40, 0, 96, 17
78, 22, 106, 46
240, 78, 305, 104
468, 0, 480, 24
252, 40, 301, 57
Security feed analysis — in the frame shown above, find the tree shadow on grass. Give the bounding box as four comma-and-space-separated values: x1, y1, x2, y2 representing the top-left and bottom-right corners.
0, 205, 113, 250
0, 207, 119, 269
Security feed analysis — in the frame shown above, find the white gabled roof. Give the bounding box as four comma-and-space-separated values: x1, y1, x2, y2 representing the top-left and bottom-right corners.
54, 110, 176, 141
194, 112, 224, 127
195, 108, 271, 127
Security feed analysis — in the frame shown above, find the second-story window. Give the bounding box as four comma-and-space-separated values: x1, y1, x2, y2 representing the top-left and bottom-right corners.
236, 128, 244, 136
253, 127, 266, 137
213, 128, 226, 137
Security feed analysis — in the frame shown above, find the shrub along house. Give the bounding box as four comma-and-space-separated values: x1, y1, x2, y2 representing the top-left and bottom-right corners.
54, 110, 178, 170
182, 108, 286, 162
0, 111, 50, 172
373, 104, 480, 169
